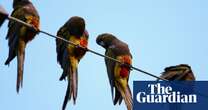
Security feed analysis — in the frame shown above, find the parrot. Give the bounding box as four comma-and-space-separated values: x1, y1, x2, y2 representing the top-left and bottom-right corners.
56, 16, 88, 110
96, 33, 133, 110
159, 64, 196, 110
0, 5, 8, 27
4, 0, 40, 93
159, 64, 195, 81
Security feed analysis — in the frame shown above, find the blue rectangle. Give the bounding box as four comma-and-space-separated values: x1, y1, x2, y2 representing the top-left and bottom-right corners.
133, 81, 208, 110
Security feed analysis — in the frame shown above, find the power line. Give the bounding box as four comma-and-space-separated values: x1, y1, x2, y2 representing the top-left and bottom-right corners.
40, 29, 168, 81
0, 8, 168, 81
2, 6, 208, 100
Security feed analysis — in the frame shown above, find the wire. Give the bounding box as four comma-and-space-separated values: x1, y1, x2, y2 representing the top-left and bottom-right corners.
7, 15, 168, 81
4, 14, 208, 99
40, 29, 168, 81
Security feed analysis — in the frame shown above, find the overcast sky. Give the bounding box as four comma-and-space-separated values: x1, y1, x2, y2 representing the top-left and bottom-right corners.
0, 0, 207, 110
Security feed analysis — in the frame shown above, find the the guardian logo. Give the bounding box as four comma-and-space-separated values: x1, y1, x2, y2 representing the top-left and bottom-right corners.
136, 83, 197, 103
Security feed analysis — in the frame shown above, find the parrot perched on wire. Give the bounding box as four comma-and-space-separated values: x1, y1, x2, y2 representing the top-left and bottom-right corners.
56, 16, 88, 110
96, 33, 133, 110
159, 64, 195, 81
159, 64, 196, 110
4, 0, 40, 93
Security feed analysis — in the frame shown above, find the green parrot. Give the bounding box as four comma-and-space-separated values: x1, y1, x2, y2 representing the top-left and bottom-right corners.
4, 0, 40, 93
56, 16, 88, 110
159, 64, 195, 81
96, 33, 133, 110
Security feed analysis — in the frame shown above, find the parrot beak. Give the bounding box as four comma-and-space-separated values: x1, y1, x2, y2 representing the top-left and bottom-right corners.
0, 5, 8, 27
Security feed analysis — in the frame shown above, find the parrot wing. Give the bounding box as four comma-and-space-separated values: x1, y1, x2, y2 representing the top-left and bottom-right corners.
105, 45, 125, 105
56, 26, 68, 65
160, 64, 195, 81
56, 25, 70, 80
5, 6, 26, 65
105, 48, 116, 101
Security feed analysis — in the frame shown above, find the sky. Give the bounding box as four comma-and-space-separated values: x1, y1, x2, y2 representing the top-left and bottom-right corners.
0, 0, 207, 110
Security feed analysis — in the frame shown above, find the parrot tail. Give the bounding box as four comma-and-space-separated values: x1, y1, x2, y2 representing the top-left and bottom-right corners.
117, 84, 132, 110
72, 68, 78, 104
62, 67, 78, 110
16, 40, 26, 93
62, 76, 70, 110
